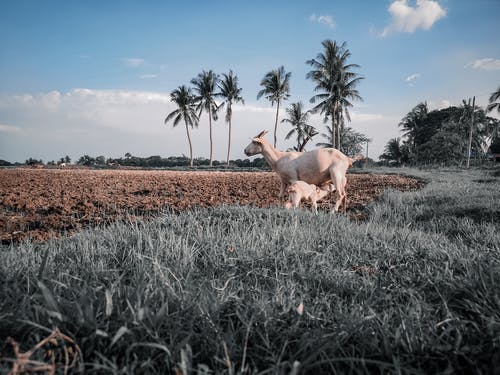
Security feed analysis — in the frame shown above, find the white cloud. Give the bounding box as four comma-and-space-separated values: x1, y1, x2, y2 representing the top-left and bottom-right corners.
234, 104, 274, 114
122, 58, 145, 67
350, 112, 384, 122
0, 123, 22, 134
140, 74, 158, 79
382, 0, 446, 37
405, 73, 420, 82
426, 99, 452, 110
465, 58, 500, 71
8, 91, 62, 112
309, 13, 335, 29
437, 99, 451, 109
405, 73, 421, 86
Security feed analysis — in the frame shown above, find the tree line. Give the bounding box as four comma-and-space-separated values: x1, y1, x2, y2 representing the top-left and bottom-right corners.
87, 154, 268, 169
165, 39, 366, 167
380, 87, 500, 166
0, 154, 268, 169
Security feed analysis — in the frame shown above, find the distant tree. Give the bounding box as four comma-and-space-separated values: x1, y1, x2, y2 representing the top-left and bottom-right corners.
418, 122, 466, 164
307, 40, 363, 150
25, 157, 43, 166
399, 102, 429, 155
316, 125, 369, 156
165, 85, 199, 167
257, 66, 291, 148
0, 159, 12, 166
77, 155, 95, 166
396, 101, 500, 164
380, 138, 406, 165
487, 86, 500, 114
191, 70, 219, 166
281, 102, 317, 152
217, 70, 244, 166
125, 152, 132, 159
490, 136, 500, 155
340, 127, 371, 156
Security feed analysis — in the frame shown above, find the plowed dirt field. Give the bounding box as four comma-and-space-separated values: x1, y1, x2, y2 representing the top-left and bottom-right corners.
0, 169, 423, 243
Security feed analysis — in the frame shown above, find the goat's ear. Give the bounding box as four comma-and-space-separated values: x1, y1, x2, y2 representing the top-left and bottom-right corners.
256, 130, 268, 138
252, 137, 263, 144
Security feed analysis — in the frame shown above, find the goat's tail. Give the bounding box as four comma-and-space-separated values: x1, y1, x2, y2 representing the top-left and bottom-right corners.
348, 154, 364, 167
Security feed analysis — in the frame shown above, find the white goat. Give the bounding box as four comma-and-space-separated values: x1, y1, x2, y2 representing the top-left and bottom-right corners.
244, 130, 359, 211
285, 181, 336, 213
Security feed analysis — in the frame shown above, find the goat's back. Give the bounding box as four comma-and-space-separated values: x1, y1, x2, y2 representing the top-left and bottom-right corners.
278, 148, 350, 185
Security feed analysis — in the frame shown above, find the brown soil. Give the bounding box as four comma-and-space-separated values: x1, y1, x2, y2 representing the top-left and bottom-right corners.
0, 169, 423, 243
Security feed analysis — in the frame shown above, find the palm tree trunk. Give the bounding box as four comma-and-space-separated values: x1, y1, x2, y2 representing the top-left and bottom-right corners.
274, 100, 280, 148
227, 115, 232, 167
185, 123, 194, 167
331, 116, 336, 149
466, 96, 475, 169
299, 136, 310, 152
209, 108, 213, 167
337, 111, 341, 152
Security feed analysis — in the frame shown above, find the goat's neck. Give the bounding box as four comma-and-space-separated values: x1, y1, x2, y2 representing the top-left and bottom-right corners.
259, 141, 283, 171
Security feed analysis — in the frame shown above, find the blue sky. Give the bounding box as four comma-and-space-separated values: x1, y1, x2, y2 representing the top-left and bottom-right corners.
1, 0, 499, 162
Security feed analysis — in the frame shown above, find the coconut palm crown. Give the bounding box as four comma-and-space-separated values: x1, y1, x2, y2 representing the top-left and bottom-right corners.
257, 66, 291, 148
487, 86, 500, 114
164, 85, 199, 167
281, 102, 317, 152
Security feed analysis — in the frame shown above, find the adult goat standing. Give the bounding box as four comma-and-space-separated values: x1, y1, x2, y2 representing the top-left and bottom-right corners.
244, 130, 359, 211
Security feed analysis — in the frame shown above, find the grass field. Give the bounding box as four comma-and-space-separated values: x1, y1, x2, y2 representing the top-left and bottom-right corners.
1, 167, 499, 374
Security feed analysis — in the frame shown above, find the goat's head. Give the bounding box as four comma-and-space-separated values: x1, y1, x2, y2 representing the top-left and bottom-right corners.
244, 130, 268, 156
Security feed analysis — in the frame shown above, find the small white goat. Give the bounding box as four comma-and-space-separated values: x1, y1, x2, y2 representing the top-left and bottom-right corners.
285, 181, 336, 213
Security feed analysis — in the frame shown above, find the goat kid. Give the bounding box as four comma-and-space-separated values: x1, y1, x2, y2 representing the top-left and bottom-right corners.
285, 181, 336, 213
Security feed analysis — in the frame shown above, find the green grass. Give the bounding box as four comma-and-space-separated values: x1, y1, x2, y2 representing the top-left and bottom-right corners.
1, 168, 499, 374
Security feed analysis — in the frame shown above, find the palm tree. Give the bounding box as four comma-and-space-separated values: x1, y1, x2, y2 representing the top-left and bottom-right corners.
281, 102, 317, 151
191, 70, 219, 166
487, 86, 500, 114
399, 102, 428, 152
164, 85, 199, 167
257, 66, 291, 148
307, 40, 363, 150
217, 70, 244, 166
380, 138, 404, 165
459, 98, 495, 162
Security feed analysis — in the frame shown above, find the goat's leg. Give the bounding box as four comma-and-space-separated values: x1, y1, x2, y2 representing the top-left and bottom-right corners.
330, 168, 346, 212
341, 176, 348, 211
279, 180, 289, 200
292, 193, 301, 209
285, 192, 301, 209
311, 198, 318, 214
